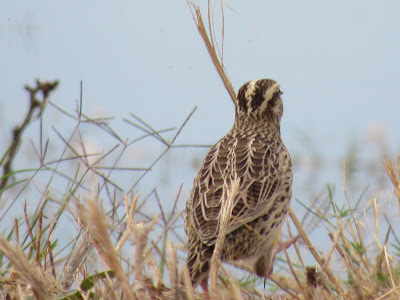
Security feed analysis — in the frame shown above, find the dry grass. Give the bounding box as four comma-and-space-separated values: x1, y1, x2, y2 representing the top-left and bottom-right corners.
0, 2, 399, 300
0, 84, 399, 300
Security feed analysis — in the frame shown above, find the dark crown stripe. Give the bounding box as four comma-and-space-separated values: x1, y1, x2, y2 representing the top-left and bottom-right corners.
236, 82, 250, 114
236, 79, 278, 114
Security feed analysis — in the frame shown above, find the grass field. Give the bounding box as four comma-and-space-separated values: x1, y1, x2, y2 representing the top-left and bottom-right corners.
1, 2, 399, 299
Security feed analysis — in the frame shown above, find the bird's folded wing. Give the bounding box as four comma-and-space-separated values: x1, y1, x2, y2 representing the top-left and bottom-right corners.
188, 135, 287, 245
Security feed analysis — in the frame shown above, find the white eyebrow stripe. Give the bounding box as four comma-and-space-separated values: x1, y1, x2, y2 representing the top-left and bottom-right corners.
259, 82, 280, 113
244, 80, 258, 113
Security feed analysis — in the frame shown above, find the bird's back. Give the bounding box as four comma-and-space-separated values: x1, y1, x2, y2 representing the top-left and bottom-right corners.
185, 128, 292, 286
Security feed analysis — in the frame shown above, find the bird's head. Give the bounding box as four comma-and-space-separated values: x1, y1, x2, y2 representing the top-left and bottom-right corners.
235, 79, 284, 128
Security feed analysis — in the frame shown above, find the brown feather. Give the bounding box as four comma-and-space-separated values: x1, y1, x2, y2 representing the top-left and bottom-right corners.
185, 79, 293, 287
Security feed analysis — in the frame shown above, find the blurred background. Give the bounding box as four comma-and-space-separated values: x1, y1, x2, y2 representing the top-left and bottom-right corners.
1, 0, 400, 270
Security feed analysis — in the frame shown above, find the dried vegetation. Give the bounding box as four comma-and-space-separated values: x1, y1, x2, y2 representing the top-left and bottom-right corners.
1, 1, 399, 299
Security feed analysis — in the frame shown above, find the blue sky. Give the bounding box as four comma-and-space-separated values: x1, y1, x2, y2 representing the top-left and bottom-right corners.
1, 0, 399, 254
2, 0, 399, 151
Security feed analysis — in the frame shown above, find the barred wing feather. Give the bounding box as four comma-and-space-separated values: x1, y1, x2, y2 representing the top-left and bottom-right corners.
187, 133, 289, 246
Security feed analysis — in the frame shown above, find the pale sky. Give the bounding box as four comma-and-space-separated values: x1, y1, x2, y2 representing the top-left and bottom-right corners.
2, 1, 400, 150
1, 1, 399, 245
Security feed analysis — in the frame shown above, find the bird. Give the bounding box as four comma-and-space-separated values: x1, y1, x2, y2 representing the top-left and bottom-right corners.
184, 79, 294, 291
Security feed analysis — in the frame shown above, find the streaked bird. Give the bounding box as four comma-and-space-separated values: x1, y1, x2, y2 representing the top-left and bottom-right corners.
184, 79, 294, 291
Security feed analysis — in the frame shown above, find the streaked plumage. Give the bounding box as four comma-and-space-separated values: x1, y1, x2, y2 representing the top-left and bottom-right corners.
184, 79, 293, 288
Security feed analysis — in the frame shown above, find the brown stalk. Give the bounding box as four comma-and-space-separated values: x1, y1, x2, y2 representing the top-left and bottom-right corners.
24, 201, 35, 259
269, 274, 301, 299
383, 156, 400, 216
115, 194, 138, 253
166, 241, 180, 299
0, 79, 58, 191
60, 234, 93, 290
327, 232, 351, 270
47, 239, 56, 278
210, 179, 238, 297
355, 220, 371, 271
289, 208, 343, 294
217, 261, 243, 300
375, 285, 400, 300
372, 197, 379, 238
383, 245, 395, 288
372, 224, 392, 277
46, 215, 56, 277
328, 232, 365, 298
181, 264, 195, 300
146, 254, 163, 290
14, 218, 19, 245
0, 237, 55, 299
35, 207, 43, 264
362, 209, 378, 266
287, 222, 305, 269
338, 228, 363, 272
186, 0, 236, 103
133, 217, 160, 298
283, 246, 305, 295
343, 162, 368, 269
78, 195, 137, 300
